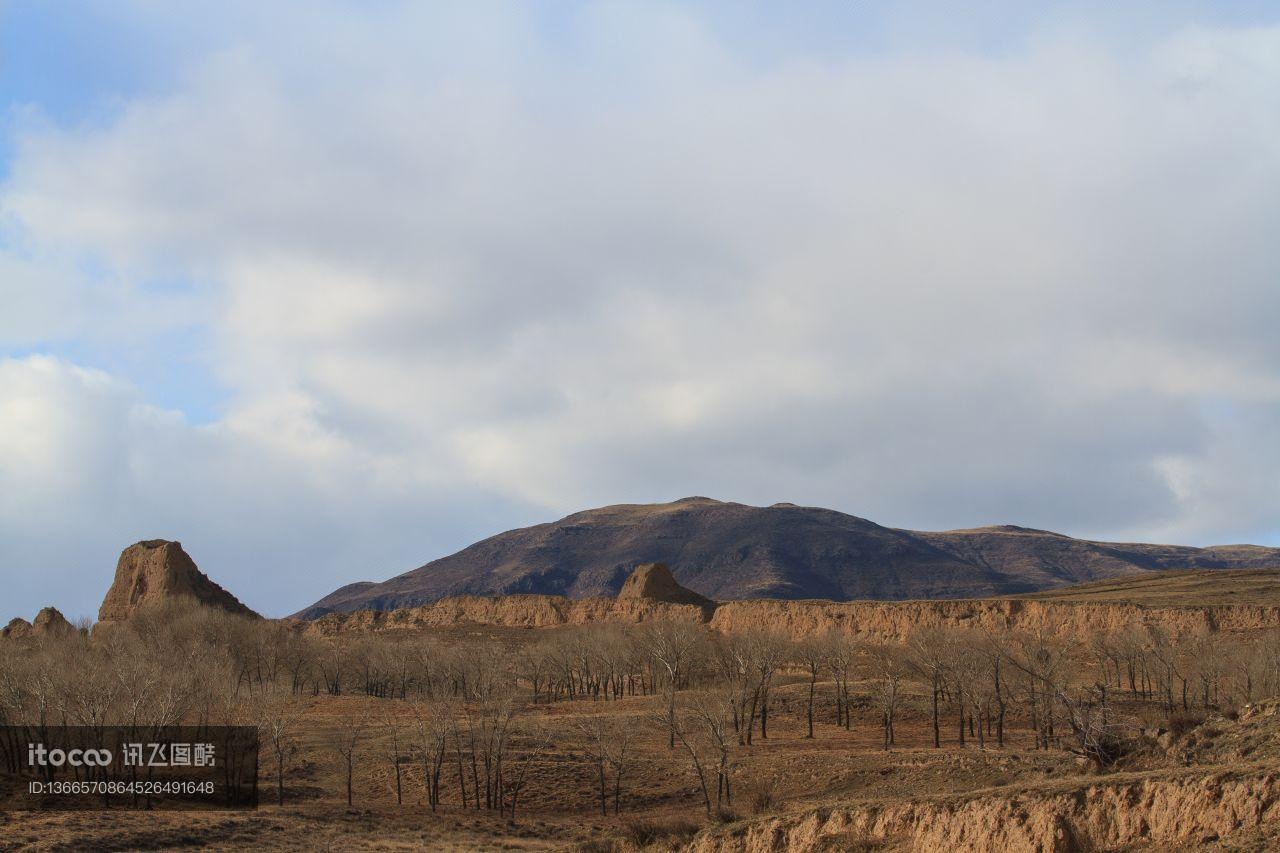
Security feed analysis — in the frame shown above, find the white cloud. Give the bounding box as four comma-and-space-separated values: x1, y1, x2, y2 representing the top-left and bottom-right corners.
1, 7, 1278, 616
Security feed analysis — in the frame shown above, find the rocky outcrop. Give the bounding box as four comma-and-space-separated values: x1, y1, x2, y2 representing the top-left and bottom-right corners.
32, 607, 74, 636
1, 617, 32, 639
619, 563, 716, 611
687, 768, 1280, 852
98, 540, 258, 622
1, 608, 76, 639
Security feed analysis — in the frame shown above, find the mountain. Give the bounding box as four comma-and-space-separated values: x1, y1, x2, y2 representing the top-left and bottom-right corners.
293, 497, 1280, 618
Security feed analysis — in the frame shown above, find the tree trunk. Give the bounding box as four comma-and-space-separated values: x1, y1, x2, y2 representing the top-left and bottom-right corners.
931, 684, 940, 748
806, 673, 816, 739
598, 761, 607, 816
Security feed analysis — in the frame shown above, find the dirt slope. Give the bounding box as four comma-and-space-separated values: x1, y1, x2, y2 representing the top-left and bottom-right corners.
688, 767, 1280, 853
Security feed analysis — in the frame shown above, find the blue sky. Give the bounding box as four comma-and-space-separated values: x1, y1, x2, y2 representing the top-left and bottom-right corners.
2, 1, 1279, 619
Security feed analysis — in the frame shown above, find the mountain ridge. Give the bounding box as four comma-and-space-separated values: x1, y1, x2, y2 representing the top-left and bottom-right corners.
294, 497, 1280, 619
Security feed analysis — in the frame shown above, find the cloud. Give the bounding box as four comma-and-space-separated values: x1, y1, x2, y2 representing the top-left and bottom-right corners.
0, 355, 537, 619
1, 5, 1278, 615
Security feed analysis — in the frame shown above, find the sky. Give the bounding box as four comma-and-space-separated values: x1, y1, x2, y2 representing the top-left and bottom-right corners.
1, 1, 1278, 620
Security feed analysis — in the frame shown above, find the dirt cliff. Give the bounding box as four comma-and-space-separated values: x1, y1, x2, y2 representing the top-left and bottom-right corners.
98, 540, 258, 622
688, 768, 1280, 852
706, 598, 1280, 642
306, 591, 1280, 643
304, 593, 708, 636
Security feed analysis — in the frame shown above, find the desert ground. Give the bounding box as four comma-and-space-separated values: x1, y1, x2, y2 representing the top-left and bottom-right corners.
4, 567, 1280, 852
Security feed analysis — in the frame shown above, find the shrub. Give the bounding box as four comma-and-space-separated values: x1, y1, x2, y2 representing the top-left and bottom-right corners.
741, 778, 780, 815
1166, 710, 1206, 740
618, 818, 700, 848
712, 806, 741, 824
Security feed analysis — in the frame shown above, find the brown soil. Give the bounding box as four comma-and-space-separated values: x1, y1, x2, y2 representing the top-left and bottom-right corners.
6, 622, 1279, 852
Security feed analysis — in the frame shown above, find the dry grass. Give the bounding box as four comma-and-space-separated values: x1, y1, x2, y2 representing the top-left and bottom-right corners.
4, 620, 1278, 851
1016, 568, 1280, 607
2, 676, 1078, 851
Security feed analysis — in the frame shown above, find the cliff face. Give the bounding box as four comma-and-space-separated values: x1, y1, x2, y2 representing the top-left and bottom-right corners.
301, 592, 1280, 643
707, 598, 1280, 642
688, 769, 1280, 853
304, 594, 708, 636
99, 540, 258, 622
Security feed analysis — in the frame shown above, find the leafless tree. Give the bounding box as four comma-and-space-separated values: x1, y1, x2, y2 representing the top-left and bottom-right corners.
410, 695, 454, 811
263, 689, 301, 806
383, 712, 406, 804
794, 636, 826, 739
639, 620, 706, 748
665, 687, 737, 816
822, 632, 857, 731
330, 712, 367, 806
579, 714, 634, 815
867, 644, 906, 749
906, 627, 950, 748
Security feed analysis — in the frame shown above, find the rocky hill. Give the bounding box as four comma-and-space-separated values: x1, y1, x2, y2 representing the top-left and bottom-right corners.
98, 540, 259, 622
295, 498, 1280, 618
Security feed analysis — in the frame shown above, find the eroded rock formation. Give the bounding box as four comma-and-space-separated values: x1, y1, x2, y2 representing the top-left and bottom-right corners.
618, 562, 716, 611
1, 617, 32, 639
1, 607, 76, 639
32, 607, 74, 636
98, 540, 258, 622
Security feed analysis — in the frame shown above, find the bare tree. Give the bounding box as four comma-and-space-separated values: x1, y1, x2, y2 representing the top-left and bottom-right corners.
263, 689, 301, 806
794, 636, 826, 739
867, 644, 906, 749
639, 621, 705, 749
501, 722, 549, 824
906, 627, 950, 748
822, 632, 857, 731
665, 688, 737, 816
383, 712, 406, 805
579, 714, 634, 815
410, 695, 454, 811
330, 713, 367, 806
